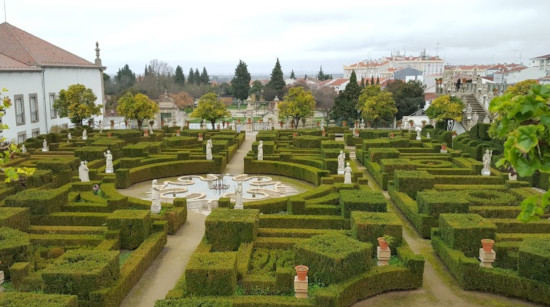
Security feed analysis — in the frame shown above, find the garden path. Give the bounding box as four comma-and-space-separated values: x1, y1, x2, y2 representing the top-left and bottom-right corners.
120, 131, 258, 307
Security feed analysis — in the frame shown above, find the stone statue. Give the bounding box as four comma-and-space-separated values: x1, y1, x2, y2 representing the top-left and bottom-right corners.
482, 149, 492, 176
42, 139, 48, 152
20, 144, 27, 153
67, 133, 72, 143
149, 125, 154, 135
98, 120, 103, 133
150, 179, 161, 214
472, 112, 479, 125
206, 139, 213, 160
234, 181, 243, 210
82, 130, 87, 140
344, 162, 352, 184
483, 114, 491, 124
258, 140, 263, 161
415, 126, 422, 140
338, 150, 345, 174
104, 150, 114, 173
426, 132, 431, 140
79, 161, 90, 182
466, 104, 472, 119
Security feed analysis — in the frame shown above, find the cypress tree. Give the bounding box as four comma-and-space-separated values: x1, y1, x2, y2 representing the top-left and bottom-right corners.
174, 65, 185, 86
200, 67, 210, 84
317, 66, 325, 81
195, 68, 200, 84
188, 68, 195, 85
290, 70, 296, 79
230, 60, 251, 101
266, 58, 285, 100
371, 75, 375, 86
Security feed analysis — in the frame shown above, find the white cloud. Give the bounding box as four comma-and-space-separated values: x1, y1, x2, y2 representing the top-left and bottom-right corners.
5, 0, 550, 75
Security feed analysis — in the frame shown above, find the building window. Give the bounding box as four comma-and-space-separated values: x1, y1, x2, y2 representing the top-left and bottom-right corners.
29, 93, 39, 123
32, 128, 40, 138
49, 93, 57, 119
17, 131, 26, 144
14, 95, 25, 126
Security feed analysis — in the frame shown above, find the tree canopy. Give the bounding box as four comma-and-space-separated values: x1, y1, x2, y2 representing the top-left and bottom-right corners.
278, 86, 316, 129
265, 58, 285, 101
425, 95, 464, 130
317, 66, 332, 81
386, 80, 425, 119
190, 92, 230, 129
200, 67, 210, 85
329, 70, 361, 125
489, 83, 550, 222
114, 64, 136, 93
290, 70, 296, 79
54, 84, 101, 126
231, 60, 251, 101
116, 92, 159, 130
359, 85, 397, 127
174, 65, 185, 87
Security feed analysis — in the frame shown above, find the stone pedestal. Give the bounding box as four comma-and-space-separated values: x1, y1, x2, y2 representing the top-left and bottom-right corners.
360, 123, 365, 129
105, 168, 113, 174
337, 169, 344, 175
440, 149, 447, 153
294, 276, 308, 298
377, 246, 391, 266
234, 203, 243, 210
151, 202, 161, 214
479, 248, 496, 268
481, 168, 491, 176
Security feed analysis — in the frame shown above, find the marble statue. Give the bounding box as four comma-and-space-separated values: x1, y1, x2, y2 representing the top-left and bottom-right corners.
104, 150, 114, 173
42, 139, 48, 152
466, 104, 472, 119
82, 129, 87, 140
150, 179, 161, 214
337, 150, 345, 174
427, 132, 431, 140
67, 133, 72, 143
79, 161, 90, 182
482, 149, 492, 176
206, 139, 213, 160
149, 125, 154, 135
483, 114, 491, 124
415, 126, 422, 140
258, 140, 263, 161
20, 144, 27, 153
234, 181, 243, 210
472, 112, 479, 125
344, 162, 352, 184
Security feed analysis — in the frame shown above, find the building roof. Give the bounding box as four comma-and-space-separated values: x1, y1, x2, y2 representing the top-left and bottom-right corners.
532, 54, 550, 59
0, 22, 99, 70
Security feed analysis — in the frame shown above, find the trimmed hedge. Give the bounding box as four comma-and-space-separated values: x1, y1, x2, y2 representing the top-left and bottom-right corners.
74, 146, 109, 162
394, 170, 435, 199
205, 208, 259, 251
367, 148, 400, 163
294, 233, 371, 284
0, 292, 78, 307
0, 207, 30, 231
518, 238, 550, 283
185, 252, 237, 296
0, 227, 30, 278
5, 185, 70, 215
107, 210, 151, 249
259, 214, 348, 230
42, 249, 120, 300
244, 158, 329, 186
439, 214, 497, 257
351, 212, 402, 249
339, 190, 387, 218
417, 190, 470, 217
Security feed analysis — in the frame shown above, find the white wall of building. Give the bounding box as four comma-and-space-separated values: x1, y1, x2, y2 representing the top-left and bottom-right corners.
504, 67, 547, 84
0, 67, 103, 142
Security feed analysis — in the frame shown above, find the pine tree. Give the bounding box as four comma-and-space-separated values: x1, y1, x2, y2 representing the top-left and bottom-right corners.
174, 65, 185, 86
317, 66, 325, 81
290, 70, 296, 79
329, 70, 361, 124
265, 58, 285, 100
231, 60, 251, 101
371, 76, 375, 86
200, 67, 210, 84
195, 68, 200, 84
114, 64, 136, 91
376, 76, 380, 85
188, 68, 195, 85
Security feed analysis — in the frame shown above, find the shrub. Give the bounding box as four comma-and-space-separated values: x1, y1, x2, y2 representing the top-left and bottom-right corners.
439, 214, 496, 257
293, 135, 323, 148
351, 211, 403, 249
5, 185, 70, 215
464, 190, 518, 206
339, 190, 387, 218
185, 252, 237, 296
0, 207, 30, 231
259, 214, 348, 230
294, 233, 371, 284
74, 146, 109, 162
47, 247, 65, 259
367, 148, 400, 163
106, 210, 151, 249
42, 249, 120, 300
518, 238, 550, 283
394, 170, 435, 199
205, 208, 259, 251
244, 158, 329, 186
0, 227, 30, 278
0, 292, 78, 307
416, 190, 470, 217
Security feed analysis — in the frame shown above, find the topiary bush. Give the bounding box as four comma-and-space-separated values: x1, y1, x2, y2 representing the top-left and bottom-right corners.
205, 208, 259, 252
185, 251, 237, 296
518, 238, 550, 284
106, 210, 151, 249
439, 213, 497, 257
351, 211, 403, 249
339, 190, 387, 218
0, 227, 30, 278
394, 170, 435, 199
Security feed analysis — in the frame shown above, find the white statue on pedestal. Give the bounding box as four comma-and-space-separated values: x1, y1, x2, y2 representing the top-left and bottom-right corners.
82, 129, 87, 140
234, 181, 243, 209
20, 144, 27, 153
67, 133, 72, 143
337, 150, 345, 174
426, 133, 431, 140
466, 104, 472, 119
206, 139, 213, 160
42, 139, 48, 152
151, 179, 161, 214
104, 150, 114, 173
258, 140, 263, 161
415, 126, 422, 140
483, 114, 491, 124
472, 112, 479, 126
79, 161, 90, 182
344, 162, 352, 184
481, 149, 492, 176
149, 125, 153, 135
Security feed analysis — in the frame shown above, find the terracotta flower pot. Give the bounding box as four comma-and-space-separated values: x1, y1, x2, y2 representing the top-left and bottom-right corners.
144, 131, 149, 137
107, 132, 112, 138
481, 239, 494, 252
390, 132, 394, 139
441, 144, 447, 150
295, 265, 309, 281
342, 121, 347, 127
378, 237, 389, 250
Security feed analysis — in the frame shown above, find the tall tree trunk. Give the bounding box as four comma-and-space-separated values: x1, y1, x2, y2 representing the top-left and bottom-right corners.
137, 119, 143, 130
211, 120, 216, 130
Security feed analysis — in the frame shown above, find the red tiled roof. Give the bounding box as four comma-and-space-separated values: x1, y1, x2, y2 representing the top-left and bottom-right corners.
327, 78, 349, 86
0, 53, 41, 71
425, 93, 437, 100
533, 54, 550, 59
0, 22, 98, 70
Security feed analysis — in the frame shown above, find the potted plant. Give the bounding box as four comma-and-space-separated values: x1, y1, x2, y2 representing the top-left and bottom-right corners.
280, 120, 284, 128
389, 132, 394, 138
421, 120, 427, 127
342, 120, 347, 127
408, 119, 414, 128
176, 130, 181, 136
377, 237, 389, 250
383, 235, 397, 249
441, 143, 447, 151
295, 265, 309, 281
144, 130, 149, 137
481, 239, 494, 252
107, 132, 112, 138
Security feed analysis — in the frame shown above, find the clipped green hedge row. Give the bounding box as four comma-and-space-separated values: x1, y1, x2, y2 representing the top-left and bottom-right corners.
185, 252, 237, 296
259, 214, 348, 230
439, 214, 496, 257
0, 292, 78, 307
339, 190, 387, 218
5, 185, 70, 215
107, 210, 151, 250
351, 211, 402, 249
205, 209, 259, 251
244, 158, 329, 186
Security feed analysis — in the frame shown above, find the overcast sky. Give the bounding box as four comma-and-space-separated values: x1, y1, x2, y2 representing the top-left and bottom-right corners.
4, 0, 549, 76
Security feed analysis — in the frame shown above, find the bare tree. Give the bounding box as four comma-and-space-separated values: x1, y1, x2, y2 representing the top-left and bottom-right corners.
313, 86, 337, 117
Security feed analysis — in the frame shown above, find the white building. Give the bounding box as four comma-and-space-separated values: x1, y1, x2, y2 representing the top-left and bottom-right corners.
0, 22, 105, 143
343, 51, 444, 80
498, 54, 550, 84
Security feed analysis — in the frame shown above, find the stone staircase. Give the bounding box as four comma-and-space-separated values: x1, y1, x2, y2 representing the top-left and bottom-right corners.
463, 94, 490, 128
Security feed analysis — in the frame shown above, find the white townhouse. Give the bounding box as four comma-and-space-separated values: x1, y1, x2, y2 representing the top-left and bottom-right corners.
0, 22, 105, 143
